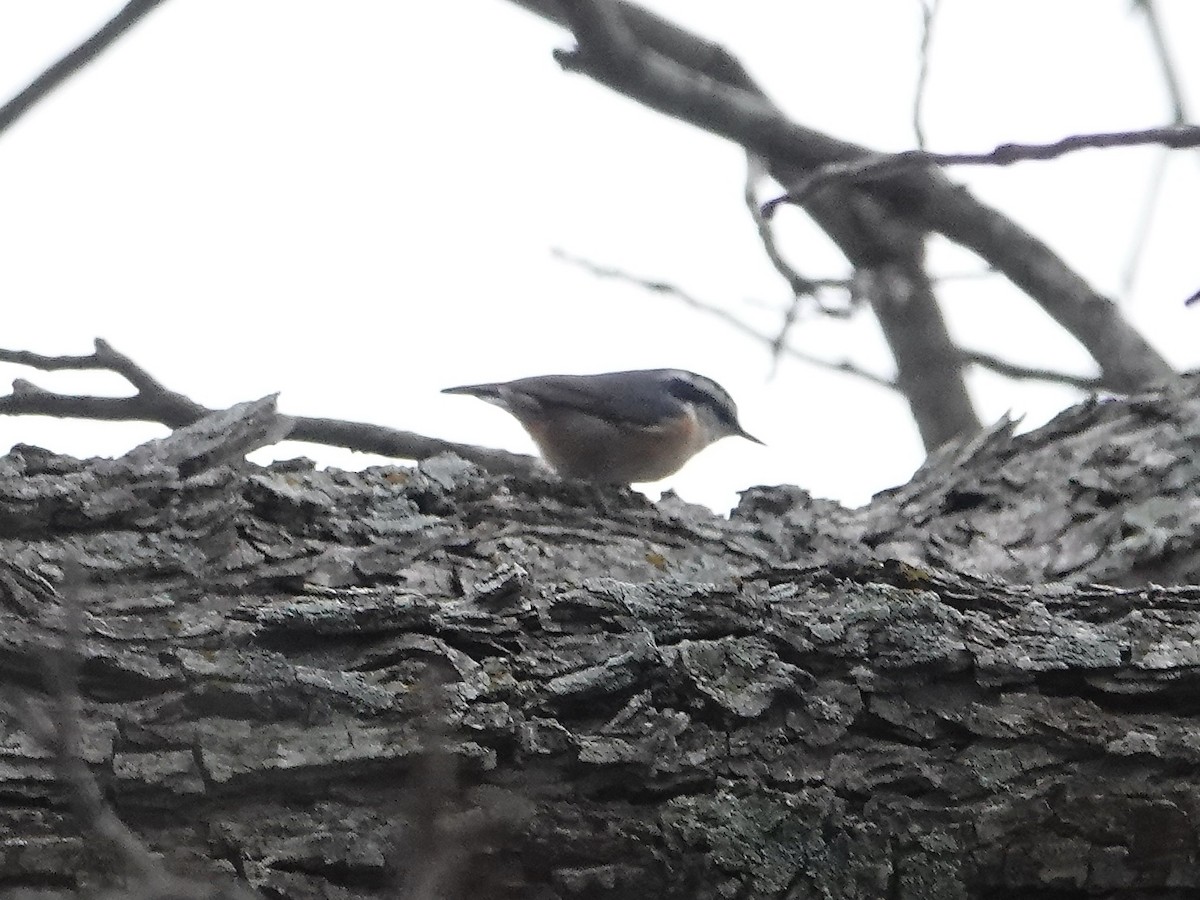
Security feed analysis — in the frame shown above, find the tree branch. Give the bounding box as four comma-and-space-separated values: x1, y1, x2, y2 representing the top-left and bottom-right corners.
512, 0, 1174, 400
963, 350, 1103, 391
539, 0, 982, 448
743, 156, 824, 305
1133, 0, 1194, 149
0, 340, 541, 478
741, 158, 833, 375
1121, 0, 1198, 294
551, 249, 896, 390
765, 124, 1200, 211
913, 0, 941, 151
0, 0, 169, 138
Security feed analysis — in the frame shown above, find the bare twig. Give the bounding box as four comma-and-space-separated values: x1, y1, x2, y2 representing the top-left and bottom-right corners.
0, 0, 169, 138
552, 248, 896, 390
555, 249, 1101, 393
2, 340, 207, 426
1, 339, 542, 478
551, 248, 851, 301
1133, 0, 1192, 138
963, 351, 1102, 391
743, 156, 823, 303
742, 157, 831, 375
1119, 151, 1169, 298
764, 124, 1200, 213
913, 0, 941, 151
1121, 0, 1196, 295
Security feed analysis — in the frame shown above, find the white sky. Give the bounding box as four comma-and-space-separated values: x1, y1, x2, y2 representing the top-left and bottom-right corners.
2, 1, 1198, 511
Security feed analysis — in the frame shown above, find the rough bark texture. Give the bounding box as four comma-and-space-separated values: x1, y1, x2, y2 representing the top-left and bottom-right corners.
2, 380, 1200, 898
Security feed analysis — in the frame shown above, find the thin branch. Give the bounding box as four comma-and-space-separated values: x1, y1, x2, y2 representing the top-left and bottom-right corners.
0, 0, 169, 138
963, 351, 1103, 391
1133, 0, 1192, 140
1, 339, 542, 478
551, 248, 896, 391
742, 157, 833, 374
764, 124, 1200, 213
1119, 150, 1169, 298
913, 0, 941, 151
1121, 0, 1197, 296
2, 340, 206, 426
743, 156, 823, 303
554, 248, 1105, 394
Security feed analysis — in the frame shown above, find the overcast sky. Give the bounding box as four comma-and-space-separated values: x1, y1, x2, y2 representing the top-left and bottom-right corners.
2, 1, 1198, 511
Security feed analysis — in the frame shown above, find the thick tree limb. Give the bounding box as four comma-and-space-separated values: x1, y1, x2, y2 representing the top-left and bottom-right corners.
510, 0, 1174, 404
4, 378, 1200, 894
4, 1, 1176, 446
540, 0, 981, 448
0, 560, 254, 899
0, 339, 541, 478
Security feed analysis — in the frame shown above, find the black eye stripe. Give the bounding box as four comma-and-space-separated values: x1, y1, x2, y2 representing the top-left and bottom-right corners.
666, 376, 738, 426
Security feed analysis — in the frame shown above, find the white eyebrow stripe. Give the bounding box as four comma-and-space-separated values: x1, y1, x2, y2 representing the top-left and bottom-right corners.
665, 373, 736, 414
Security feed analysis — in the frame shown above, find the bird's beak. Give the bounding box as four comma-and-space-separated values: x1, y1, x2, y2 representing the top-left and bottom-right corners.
738, 427, 765, 445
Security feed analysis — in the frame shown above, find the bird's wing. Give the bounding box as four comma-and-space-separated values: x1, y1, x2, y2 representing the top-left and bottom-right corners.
504, 372, 680, 428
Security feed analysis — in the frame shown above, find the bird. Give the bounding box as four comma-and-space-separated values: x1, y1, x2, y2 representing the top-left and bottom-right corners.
442, 368, 761, 484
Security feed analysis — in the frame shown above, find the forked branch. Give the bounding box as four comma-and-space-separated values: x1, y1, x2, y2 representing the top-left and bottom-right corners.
0, 340, 540, 477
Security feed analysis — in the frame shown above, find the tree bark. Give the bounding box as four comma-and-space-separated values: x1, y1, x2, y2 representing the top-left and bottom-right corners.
3, 378, 1200, 897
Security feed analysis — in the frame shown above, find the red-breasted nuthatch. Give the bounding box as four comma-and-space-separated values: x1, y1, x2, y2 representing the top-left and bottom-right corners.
443, 369, 762, 484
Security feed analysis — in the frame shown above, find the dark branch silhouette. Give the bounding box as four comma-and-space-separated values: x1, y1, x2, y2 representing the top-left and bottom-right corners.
510, 0, 1172, 455
1, 1, 1182, 452
765, 124, 1200, 212
534, 0, 982, 448
0, 0, 169, 138
961, 350, 1103, 391
0, 340, 541, 478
